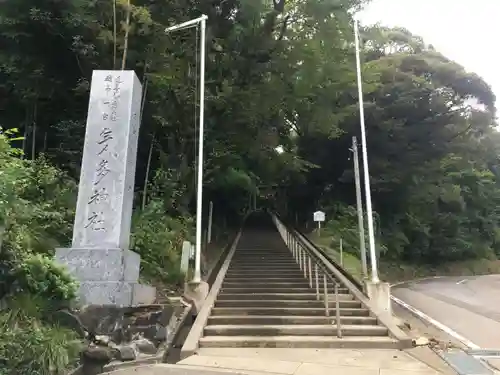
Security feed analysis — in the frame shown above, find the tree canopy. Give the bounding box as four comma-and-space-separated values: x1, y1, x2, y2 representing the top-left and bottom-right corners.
1, 2, 499, 371
1, 0, 499, 269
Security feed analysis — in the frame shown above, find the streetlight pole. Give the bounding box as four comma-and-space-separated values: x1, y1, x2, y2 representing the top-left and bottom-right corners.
350, 136, 368, 279
165, 14, 208, 283
354, 18, 379, 283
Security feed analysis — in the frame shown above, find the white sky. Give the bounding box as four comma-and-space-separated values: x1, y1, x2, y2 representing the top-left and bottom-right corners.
359, 0, 500, 110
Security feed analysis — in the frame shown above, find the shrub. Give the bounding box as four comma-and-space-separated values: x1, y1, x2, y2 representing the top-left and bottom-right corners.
0, 305, 81, 375
132, 199, 193, 284
12, 254, 78, 305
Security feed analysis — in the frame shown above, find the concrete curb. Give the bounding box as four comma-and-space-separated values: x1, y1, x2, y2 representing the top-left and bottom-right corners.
180, 230, 243, 359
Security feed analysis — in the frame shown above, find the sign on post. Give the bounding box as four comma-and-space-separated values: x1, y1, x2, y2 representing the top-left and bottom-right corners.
313, 210, 325, 234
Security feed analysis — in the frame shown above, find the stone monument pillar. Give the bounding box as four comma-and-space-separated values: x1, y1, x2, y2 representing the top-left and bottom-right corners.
56, 70, 155, 306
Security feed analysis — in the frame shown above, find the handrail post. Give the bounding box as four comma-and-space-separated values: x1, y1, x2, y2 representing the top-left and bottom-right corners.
298, 247, 302, 270
323, 274, 329, 317
315, 264, 319, 300
308, 256, 312, 288
335, 283, 342, 338
303, 251, 307, 278
304, 253, 308, 279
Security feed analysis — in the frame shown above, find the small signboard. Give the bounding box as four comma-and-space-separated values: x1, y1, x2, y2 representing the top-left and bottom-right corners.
313, 211, 325, 222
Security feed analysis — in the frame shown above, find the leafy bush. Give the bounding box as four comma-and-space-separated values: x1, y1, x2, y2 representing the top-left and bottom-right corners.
12, 254, 78, 305
321, 203, 387, 258
0, 300, 81, 375
1, 129, 76, 261
132, 199, 193, 284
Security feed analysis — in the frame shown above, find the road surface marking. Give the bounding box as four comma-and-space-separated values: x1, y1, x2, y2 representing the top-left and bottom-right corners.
457, 279, 468, 285
391, 294, 481, 349
390, 276, 443, 288
467, 349, 500, 358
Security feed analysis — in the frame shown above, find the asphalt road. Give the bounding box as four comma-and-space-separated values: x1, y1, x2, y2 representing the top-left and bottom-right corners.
392, 275, 500, 349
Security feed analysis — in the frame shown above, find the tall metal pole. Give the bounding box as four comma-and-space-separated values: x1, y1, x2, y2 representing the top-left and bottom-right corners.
193, 16, 206, 283
351, 136, 368, 279
165, 15, 208, 284
354, 18, 379, 283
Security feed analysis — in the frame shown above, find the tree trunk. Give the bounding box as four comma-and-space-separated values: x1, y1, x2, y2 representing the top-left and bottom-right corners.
113, 0, 117, 69
0, 225, 4, 251
21, 128, 28, 160
21, 107, 31, 159
43, 131, 48, 153
139, 74, 148, 123
31, 101, 38, 161
141, 136, 154, 210
121, 0, 131, 70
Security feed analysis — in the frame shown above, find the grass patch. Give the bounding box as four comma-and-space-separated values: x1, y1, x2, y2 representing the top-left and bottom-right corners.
309, 232, 365, 283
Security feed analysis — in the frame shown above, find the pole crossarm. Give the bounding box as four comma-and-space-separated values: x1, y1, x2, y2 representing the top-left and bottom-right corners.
165, 15, 208, 33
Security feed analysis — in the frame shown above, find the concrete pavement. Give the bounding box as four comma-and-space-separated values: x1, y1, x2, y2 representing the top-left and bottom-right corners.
105, 348, 449, 374
392, 275, 500, 349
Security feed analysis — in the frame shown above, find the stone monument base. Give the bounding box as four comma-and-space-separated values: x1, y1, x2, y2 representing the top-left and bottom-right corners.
56, 248, 156, 306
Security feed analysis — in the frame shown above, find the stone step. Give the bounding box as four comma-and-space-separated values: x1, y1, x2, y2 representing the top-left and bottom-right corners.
222, 281, 342, 289
214, 299, 362, 308
217, 293, 354, 301
233, 249, 290, 253
207, 315, 378, 325
198, 335, 399, 349
232, 255, 291, 258
224, 274, 342, 289
210, 307, 370, 316
235, 251, 291, 254
229, 266, 300, 270
230, 259, 293, 263
227, 270, 302, 275
220, 287, 350, 294
231, 257, 298, 267
222, 279, 343, 287
223, 277, 317, 282
227, 268, 302, 272
231, 254, 292, 257
229, 264, 299, 268
225, 271, 306, 277
231, 258, 295, 261
233, 253, 291, 256
204, 324, 388, 337
229, 266, 323, 272
229, 263, 298, 267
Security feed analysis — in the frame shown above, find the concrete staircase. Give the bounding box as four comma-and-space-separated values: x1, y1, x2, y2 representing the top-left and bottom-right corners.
199, 214, 399, 348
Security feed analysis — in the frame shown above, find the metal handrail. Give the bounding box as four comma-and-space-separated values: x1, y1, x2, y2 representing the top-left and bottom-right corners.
274, 214, 343, 338
281, 215, 365, 293
271, 212, 412, 348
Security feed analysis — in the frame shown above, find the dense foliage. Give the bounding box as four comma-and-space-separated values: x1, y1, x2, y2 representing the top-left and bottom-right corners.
0, 295, 82, 375
1, 0, 498, 271
293, 26, 500, 264
0, 0, 499, 372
